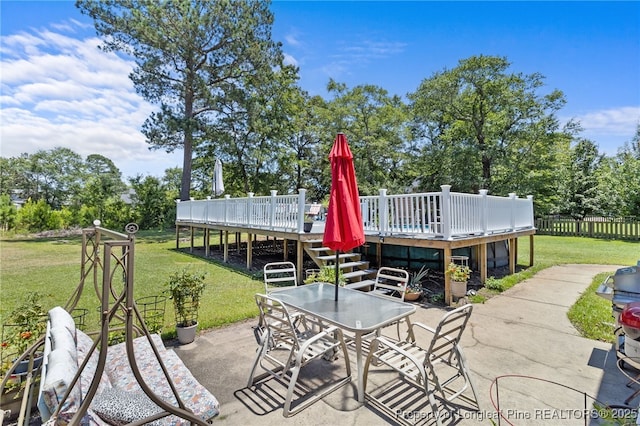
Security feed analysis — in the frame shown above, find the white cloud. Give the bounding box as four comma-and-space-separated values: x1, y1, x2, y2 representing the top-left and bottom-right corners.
574, 106, 640, 136
283, 53, 298, 67
0, 24, 182, 178
559, 106, 639, 155
285, 33, 301, 47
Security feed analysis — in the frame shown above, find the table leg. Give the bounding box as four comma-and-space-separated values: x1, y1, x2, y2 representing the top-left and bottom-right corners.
355, 332, 365, 403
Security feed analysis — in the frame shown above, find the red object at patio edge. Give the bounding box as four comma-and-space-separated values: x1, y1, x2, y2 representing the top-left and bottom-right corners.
621, 302, 640, 330
322, 133, 365, 253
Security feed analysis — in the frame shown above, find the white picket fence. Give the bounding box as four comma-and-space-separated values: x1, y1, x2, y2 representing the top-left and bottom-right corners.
175, 185, 534, 240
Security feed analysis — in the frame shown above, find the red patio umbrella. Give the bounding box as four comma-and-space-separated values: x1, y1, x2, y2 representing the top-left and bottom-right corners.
323, 133, 365, 301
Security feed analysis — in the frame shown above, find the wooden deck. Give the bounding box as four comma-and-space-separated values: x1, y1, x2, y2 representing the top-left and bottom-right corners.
175, 185, 536, 305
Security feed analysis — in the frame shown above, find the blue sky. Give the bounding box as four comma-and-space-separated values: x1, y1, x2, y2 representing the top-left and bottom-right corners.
1, 1, 639, 180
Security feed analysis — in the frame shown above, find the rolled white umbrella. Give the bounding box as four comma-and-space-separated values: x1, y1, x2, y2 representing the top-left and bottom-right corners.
213, 158, 224, 196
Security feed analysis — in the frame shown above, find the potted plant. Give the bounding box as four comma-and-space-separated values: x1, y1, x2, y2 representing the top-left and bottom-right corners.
406, 266, 429, 301
1, 292, 47, 417
166, 269, 206, 344
1, 292, 47, 374
304, 266, 346, 287
446, 262, 471, 299
303, 216, 314, 233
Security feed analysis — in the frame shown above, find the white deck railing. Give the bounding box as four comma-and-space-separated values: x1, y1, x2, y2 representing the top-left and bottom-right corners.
176, 185, 535, 240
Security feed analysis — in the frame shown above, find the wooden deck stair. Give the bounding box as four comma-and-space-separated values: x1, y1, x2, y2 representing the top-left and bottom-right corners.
303, 240, 375, 287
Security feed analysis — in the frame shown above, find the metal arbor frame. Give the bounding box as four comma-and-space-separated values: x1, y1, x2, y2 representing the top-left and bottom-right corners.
1, 223, 210, 425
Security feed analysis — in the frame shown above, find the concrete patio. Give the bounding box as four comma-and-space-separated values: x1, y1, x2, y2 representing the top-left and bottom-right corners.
173, 264, 635, 425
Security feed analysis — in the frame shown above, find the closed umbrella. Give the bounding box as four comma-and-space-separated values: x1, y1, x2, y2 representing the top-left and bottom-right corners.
322, 133, 365, 301
213, 158, 224, 197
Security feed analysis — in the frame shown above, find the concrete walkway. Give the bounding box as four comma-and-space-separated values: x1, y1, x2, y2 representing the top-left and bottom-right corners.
174, 264, 635, 425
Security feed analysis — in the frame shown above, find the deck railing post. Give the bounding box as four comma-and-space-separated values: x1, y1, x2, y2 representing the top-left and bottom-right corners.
297, 189, 307, 233
224, 194, 230, 224
509, 193, 517, 231
441, 185, 452, 240
189, 197, 194, 222
379, 189, 388, 235
247, 193, 254, 226
527, 195, 534, 227
206, 196, 211, 223
269, 190, 278, 230
479, 189, 488, 235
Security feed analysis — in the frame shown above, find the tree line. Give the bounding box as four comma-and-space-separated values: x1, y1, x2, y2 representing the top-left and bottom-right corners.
0, 150, 179, 232
1, 1, 638, 232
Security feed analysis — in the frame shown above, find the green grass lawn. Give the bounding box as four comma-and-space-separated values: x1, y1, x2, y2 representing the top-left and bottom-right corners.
0, 229, 264, 339
1, 231, 637, 342
568, 272, 617, 343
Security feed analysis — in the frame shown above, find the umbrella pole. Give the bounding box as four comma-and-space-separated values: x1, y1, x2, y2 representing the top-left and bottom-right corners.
335, 251, 340, 301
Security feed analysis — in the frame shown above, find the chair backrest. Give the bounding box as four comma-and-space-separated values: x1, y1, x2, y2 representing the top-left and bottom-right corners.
263, 261, 298, 293
373, 267, 410, 301
427, 304, 473, 361
255, 293, 299, 348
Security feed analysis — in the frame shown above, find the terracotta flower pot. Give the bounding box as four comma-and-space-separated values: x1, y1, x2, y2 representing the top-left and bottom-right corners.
404, 292, 421, 301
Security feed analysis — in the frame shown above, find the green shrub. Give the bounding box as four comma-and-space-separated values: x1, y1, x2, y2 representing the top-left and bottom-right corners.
16, 199, 54, 232
485, 276, 504, 291
0, 195, 17, 231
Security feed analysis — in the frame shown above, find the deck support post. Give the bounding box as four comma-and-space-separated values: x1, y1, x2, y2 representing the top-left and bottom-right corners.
529, 234, 534, 266
443, 247, 452, 305
283, 238, 289, 261
205, 228, 210, 257
479, 243, 487, 284
223, 231, 229, 263
296, 241, 304, 284
509, 238, 516, 274
246, 233, 253, 270
189, 226, 194, 253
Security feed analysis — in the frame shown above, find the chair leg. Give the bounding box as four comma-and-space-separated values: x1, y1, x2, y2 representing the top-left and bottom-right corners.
457, 347, 479, 407
283, 364, 302, 417
282, 349, 352, 417
424, 381, 444, 426
247, 329, 270, 387
363, 339, 379, 392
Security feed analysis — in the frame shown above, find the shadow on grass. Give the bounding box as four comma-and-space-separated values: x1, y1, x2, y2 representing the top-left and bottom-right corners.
169, 247, 263, 280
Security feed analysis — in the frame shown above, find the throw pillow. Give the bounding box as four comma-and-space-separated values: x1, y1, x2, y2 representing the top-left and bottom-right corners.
92, 388, 165, 425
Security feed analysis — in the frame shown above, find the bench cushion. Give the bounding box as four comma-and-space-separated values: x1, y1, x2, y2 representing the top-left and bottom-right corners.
40, 348, 82, 423
76, 330, 112, 399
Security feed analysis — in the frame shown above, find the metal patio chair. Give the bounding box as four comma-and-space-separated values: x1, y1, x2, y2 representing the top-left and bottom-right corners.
372, 267, 410, 301
363, 304, 479, 425
247, 294, 352, 417
371, 267, 411, 339
263, 261, 298, 294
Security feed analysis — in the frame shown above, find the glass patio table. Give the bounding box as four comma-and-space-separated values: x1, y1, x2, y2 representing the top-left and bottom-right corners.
269, 282, 416, 403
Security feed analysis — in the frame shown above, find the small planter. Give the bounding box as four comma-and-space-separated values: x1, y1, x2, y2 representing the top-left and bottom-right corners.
303, 222, 313, 233
176, 322, 198, 345
404, 292, 421, 302
451, 280, 468, 299
166, 268, 206, 345
13, 353, 44, 374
